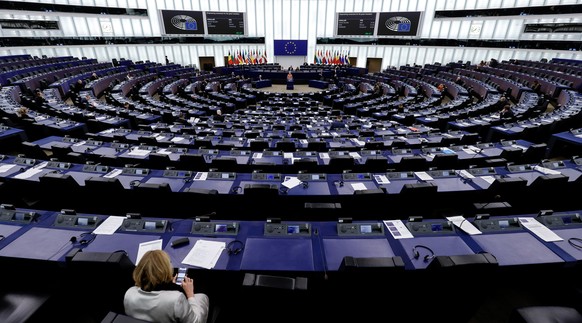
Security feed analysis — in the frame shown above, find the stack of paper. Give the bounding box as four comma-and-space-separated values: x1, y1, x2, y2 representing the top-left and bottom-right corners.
182, 240, 226, 269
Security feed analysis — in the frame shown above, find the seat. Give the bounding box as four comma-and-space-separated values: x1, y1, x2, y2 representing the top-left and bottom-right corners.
177, 153, 209, 171
146, 152, 173, 170
510, 306, 582, 323
66, 251, 135, 320
38, 172, 82, 210
210, 156, 239, 172
327, 155, 355, 173
0, 291, 51, 323
20, 141, 49, 160
306, 141, 328, 152
500, 146, 524, 163
397, 156, 428, 171
430, 153, 459, 170
275, 141, 297, 152
291, 158, 319, 173
249, 140, 270, 151
459, 133, 480, 145
362, 156, 389, 172
520, 143, 548, 164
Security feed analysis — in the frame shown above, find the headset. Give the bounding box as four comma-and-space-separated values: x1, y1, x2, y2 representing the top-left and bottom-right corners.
412, 245, 435, 262
231, 186, 242, 194
568, 237, 582, 251
226, 240, 244, 255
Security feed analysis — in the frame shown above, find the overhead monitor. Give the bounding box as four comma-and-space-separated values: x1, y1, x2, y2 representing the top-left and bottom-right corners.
376, 11, 422, 37
160, 10, 205, 36
335, 12, 377, 36
205, 11, 246, 35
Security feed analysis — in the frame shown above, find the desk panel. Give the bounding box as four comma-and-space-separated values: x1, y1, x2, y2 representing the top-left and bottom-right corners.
0, 223, 24, 243
240, 238, 314, 271
470, 232, 563, 266
398, 236, 474, 270
0, 227, 79, 261
145, 177, 187, 192
185, 180, 235, 194
323, 238, 394, 271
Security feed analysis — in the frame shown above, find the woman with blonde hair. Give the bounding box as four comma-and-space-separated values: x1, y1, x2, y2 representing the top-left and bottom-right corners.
124, 250, 209, 323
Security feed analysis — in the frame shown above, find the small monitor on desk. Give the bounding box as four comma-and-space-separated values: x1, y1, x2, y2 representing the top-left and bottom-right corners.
264, 222, 311, 236
191, 221, 239, 235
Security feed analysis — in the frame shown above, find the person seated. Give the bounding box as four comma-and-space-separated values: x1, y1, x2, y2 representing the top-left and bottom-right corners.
124, 250, 209, 323
499, 104, 516, 121
213, 109, 225, 122
15, 106, 30, 119
329, 115, 347, 131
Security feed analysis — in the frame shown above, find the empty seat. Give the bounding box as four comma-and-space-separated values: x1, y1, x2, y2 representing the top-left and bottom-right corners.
430, 153, 459, 170
327, 155, 355, 173
397, 156, 428, 171
520, 143, 548, 164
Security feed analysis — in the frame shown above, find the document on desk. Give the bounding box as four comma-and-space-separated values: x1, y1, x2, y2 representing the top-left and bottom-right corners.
319, 152, 330, 160
128, 148, 151, 157
193, 172, 208, 181
156, 148, 172, 155
480, 175, 496, 184
182, 239, 225, 269
533, 165, 561, 175
373, 174, 390, 185
282, 176, 302, 189
415, 171, 434, 181
253, 152, 263, 159
446, 216, 482, 235
351, 183, 367, 191
383, 220, 414, 239
136, 239, 163, 264
92, 216, 125, 235
171, 136, 185, 142
518, 218, 563, 242
456, 170, 475, 179
13, 161, 48, 179
0, 164, 17, 174
349, 152, 362, 159
104, 169, 123, 178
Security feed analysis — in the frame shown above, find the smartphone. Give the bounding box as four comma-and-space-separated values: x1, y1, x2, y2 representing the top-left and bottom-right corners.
176, 267, 187, 285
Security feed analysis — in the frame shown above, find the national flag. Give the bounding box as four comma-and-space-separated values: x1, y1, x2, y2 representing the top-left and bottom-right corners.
227, 51, 233, 65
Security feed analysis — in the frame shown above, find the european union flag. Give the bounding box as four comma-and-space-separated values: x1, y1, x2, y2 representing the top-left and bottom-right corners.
273, 40, 308, 56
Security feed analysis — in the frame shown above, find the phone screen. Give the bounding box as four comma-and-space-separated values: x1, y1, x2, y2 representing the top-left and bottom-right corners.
176, 267, 187, 285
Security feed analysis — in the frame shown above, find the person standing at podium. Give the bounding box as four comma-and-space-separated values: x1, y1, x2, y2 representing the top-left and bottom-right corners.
124, 250, 209, 323
287, 72, 294, 82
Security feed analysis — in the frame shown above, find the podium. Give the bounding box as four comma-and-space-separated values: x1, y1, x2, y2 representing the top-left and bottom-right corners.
286, 81, 294, 90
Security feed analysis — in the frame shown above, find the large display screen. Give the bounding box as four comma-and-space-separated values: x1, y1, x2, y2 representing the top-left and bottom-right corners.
160, 10, 205, 35
335, 11, 422, 37
376, 12, 421, 37
206, 11, 246, 35
336, 12, 377, 36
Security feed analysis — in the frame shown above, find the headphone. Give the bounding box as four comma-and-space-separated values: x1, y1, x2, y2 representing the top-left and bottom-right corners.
568, 238, 582, 251
412, 245, 435, 262
70, 232, 96, 246
226, 240, 244, 255
231, 186, 242, 194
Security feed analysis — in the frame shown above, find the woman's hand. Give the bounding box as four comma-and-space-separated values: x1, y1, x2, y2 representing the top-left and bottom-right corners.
181, 276, 195, 299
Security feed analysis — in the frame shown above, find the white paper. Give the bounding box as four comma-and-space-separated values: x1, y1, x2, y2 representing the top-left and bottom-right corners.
457, 170, 475, 179
182, 239, 225, 269
0, 164, 17, 173
13, 161, 48, 179
383, 220, 414, 239
373, 174, 390, 185
351, 183, 367, 191
156, 148, 172, 155
481, 175, 497, 184
136, 239, 163, 265
253, 152, 263, 159
415, 171, 434, 181
128, 148, 150, 157
193, 172, 208, 181
533, 165, 561, 175
319, 153, 330, 159
282, 176, 302, 189
283, 153, 294, 159
518, 217, 563, 242
104, 169, 122, 178
349, 152, 362, 159
446, 216, 482, 235
92, 216, 125, 235
171, 136, 185, 142
73, 141, 86, 147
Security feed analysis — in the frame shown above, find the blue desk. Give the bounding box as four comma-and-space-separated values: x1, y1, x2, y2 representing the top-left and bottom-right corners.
254, 79, 272, 89
309, 80, 329, 89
